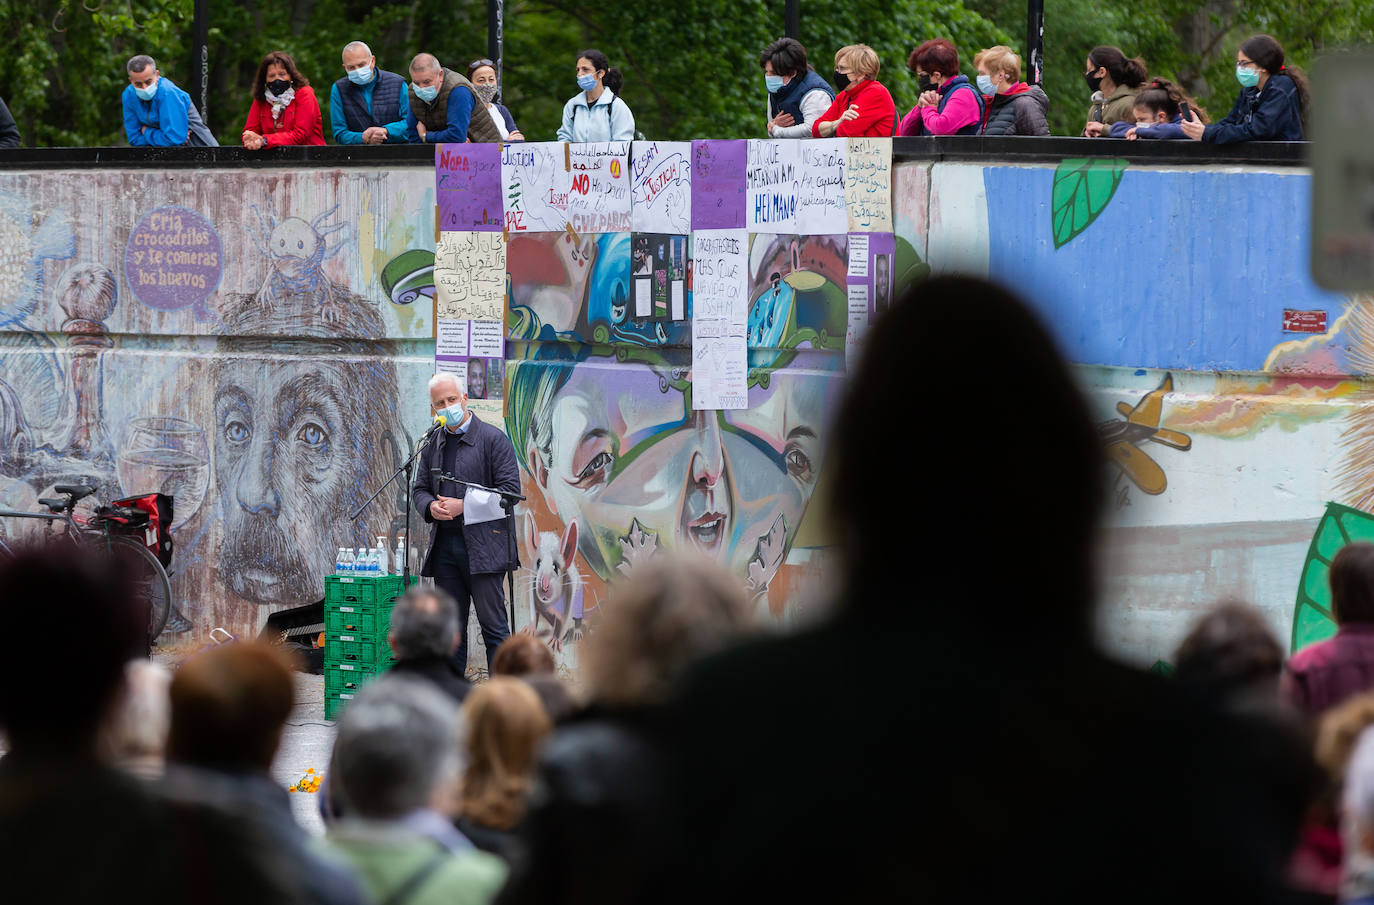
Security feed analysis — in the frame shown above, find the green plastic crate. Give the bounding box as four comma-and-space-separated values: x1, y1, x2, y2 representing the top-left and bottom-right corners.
324, 660, 376, 693
325, 690, 358, 722
324, 602, 395, 635
326, 633, 383, 665
325, 574, 404, 607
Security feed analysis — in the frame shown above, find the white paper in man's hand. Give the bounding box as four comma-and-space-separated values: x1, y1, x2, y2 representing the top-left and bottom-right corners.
463, 487, 505, 525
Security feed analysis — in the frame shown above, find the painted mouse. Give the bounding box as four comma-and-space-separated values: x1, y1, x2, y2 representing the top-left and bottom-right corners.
523, 511, 585, 652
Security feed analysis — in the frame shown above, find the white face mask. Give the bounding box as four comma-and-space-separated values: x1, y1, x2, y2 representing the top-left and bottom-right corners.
1136, 120, 1153, 129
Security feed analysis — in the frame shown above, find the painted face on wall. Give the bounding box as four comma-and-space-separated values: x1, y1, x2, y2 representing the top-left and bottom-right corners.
518, 357, 834, 584
215, 353, 393, 604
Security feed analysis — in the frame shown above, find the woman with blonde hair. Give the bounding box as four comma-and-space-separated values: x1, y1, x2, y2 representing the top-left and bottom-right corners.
973, 45, 1049, 136
811, 44, 895, 138
457, 677, 552, 859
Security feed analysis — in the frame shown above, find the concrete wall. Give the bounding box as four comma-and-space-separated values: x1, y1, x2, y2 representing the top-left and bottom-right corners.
0, 151, 1350, 672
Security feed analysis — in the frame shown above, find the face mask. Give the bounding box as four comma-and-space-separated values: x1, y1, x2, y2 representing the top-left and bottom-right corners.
438, 402, 466, 426
577, 73, 598, 92
765, 74, 784, 93
1136, 120, 1154, 129
413, 82, 438, 102
976, 74, 996, 95
1236, 65, 1260, 88
833, 69, 850, 91
1084, 70, 1103, 92
347, 66, 373, 86
134, 77, 158, 101
267, 78, 292, 96
474, 84, 498, 105
917, 74, 935, 94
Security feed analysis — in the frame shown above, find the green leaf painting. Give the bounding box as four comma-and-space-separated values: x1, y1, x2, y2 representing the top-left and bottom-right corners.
1051, 158, 1129, 249
1291, 502, 1374, 653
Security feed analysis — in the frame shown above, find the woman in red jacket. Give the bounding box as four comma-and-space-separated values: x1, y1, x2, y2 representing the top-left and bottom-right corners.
241, 51, 325, 149
811, 44, 896, 138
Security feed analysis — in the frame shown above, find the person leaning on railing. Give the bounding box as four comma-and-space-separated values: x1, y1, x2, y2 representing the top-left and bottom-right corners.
241, 51, 325, 149
760, 37, 834, 138
123, 54, 217, 147
1180, 35, 1307, 143
0, 95, 20, 149
557, 49, 635, 142
973, 45, 1049, 137
812, 44, 895, 138
330, 40, 408, 145
1081, 45, 1148, 137
406, 53, 502, 144
900, 39, 983, 136
468, 59, 525, 142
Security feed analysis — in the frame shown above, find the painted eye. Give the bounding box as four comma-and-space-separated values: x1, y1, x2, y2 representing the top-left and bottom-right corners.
224, 419, 249, 443
578, 451, 612, 481
297, 239, 304, 249
552, 563, 561, 574
279, 239, 285, 247
297, 423, 327, 449
784, 445, 812, 482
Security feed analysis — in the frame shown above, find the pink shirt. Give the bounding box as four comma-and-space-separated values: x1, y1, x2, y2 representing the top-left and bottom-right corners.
899, 83, 982, 136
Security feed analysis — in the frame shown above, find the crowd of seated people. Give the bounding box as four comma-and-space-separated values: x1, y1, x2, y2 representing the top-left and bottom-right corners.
7, 272, 1374, 905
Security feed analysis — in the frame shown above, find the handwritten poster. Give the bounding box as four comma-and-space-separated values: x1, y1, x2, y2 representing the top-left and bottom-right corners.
796, 139, 847, 235
434, 231, 506, 321
436, 143, 503, 231
502, 142, 567, 233
631, 141, 692, 234
691, 228, 749, 410
845, 137, 893, 232
435, 319, 506, 400
746, 140, 800, 233
566, 141, 632, 233
691, 139, 747, 230
124, 206, 223, 314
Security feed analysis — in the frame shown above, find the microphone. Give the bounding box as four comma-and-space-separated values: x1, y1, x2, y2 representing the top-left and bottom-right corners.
419, 414, 446, 446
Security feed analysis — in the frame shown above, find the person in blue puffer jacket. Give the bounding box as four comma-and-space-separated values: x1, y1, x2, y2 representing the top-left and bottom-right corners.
1108, 78, 1206, 140
1181, 35, 1307, 143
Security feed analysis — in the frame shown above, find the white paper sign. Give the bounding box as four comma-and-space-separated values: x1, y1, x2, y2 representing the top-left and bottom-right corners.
797, 138, 847, 235
501, 141, 568, 233
469, 320, 505, 359
691, 228, 750, 410
631, 141, 692, 234
845, 137, 893, 232
847, 233, 870, 278
463, 487, 505, 525
435, 359, 468, 385
746, 140, 800, 233
435, 232, 506, 321
567, 141, 633, 233
436, 318, 470, 356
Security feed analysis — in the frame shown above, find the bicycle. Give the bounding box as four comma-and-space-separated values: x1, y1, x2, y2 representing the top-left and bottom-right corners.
0, 483, 174, 641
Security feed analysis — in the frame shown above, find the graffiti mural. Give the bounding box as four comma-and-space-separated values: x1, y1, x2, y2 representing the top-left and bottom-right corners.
0, 168, 436, 640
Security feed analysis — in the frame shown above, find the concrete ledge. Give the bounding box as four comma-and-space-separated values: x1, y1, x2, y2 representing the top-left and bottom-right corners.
0, 136, 1309, 170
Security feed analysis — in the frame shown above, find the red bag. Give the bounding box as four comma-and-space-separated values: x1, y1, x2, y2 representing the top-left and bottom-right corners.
110, 493, 174, 567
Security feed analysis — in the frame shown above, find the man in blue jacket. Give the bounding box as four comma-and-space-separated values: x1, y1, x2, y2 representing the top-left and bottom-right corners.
123, 55, 217, 147
329, 41, 408, 145
412, 372, 520, 674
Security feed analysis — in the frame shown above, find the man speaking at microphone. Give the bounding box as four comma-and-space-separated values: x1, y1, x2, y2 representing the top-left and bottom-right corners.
413, 372, 521, 674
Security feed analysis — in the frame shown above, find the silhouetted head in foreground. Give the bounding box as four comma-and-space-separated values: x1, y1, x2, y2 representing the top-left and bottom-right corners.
167, 642, 298, 774
827, 276, 1105, 648
1174, 602, 1285, 701
0, 541, 144, 757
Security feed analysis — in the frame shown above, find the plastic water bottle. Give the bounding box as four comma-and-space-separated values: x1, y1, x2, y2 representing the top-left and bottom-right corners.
342, 548, 356, 574
369, 548, 381, 575
393, 540, 405, 576
376, 537, 389, 575
336, 548, 346, 576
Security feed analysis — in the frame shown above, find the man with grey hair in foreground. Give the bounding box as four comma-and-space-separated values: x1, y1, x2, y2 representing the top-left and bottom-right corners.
387, 586, 471, 704
325, 677, 506, 905
330, 40, 407, 145
122, 53, 217, 146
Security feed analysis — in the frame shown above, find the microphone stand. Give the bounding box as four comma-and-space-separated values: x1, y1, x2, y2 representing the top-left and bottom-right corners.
350, 422, 444, 586
431, 468, 525, 630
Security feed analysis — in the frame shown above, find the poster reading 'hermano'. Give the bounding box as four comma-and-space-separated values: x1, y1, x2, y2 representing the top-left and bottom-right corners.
746, 140, 800, 234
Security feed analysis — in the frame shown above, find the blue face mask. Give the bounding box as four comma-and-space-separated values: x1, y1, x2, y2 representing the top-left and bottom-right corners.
765, 74, 785, 93
1236, 65, 1260, 88
577, 73, 598, 92
413, 82, 439, 102
976, 74, 997, 95
134, 77, 158, 102
347, 65, 373, 86
438, 402, 466, 427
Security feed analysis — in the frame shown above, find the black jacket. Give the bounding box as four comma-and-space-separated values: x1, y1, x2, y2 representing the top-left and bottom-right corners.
0, 96, 20, 149
411, 413, 521, 576
386, 655, 470, 705
1204, 72, 1304, 143
981, 85, 1050, 137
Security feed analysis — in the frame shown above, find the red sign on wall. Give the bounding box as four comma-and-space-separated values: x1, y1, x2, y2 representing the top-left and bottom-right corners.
1283, 309, 1328, 334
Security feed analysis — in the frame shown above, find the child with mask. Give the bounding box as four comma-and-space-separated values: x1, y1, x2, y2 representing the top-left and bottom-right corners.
557, 49, 635, 142
1181, 35, 1307, 143
1108, 79, 1206, 140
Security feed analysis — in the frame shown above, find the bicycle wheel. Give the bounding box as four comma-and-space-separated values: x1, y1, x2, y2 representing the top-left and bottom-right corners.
99, 534, 174, 641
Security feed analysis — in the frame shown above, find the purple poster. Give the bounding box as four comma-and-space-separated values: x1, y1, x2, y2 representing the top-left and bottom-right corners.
124, 206, 223, 314
691, 139, 747, 230
437, 143, 503, 232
